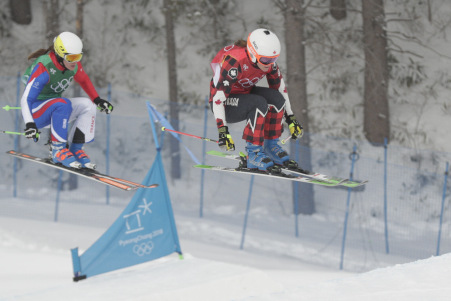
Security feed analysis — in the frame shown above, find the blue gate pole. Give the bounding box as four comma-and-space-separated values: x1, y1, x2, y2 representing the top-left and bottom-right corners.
240, 175, 255, 249
13, 72, 21, 197
436, 162, 449, 256
294, 140, 300, 237
340, 144, 358, 270
105, 83, 112, 205
200, 96, 208, 218
383, 138, 390, 254
54, 170, 63, 222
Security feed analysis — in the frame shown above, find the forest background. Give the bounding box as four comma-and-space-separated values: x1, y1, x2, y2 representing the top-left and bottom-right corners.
1, 0, 451, 153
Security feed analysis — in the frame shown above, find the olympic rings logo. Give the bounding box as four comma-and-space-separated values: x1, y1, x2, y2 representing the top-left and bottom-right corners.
237, 76, 264, 88
132, 241, 154, 256
50, 77, 74, 93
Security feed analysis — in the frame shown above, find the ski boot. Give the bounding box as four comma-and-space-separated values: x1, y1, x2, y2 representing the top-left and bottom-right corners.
69, 143, 96, 169
264, 139, 290, 165
245, 142, 278, 173
264, 138, 310, 174
51, 141, 81, 169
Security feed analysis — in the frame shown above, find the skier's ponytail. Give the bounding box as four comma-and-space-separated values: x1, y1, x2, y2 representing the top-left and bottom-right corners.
27, 45, 53, 61
233, 39, 246, 47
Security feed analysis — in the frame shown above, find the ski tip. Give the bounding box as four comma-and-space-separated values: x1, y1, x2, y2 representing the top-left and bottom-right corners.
148, 184, 159, 188
194, 164, 212, 169
342, 180, 369, 188
355, 180, 369, 187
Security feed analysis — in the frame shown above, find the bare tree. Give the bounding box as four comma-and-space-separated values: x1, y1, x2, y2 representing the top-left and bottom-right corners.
76, 0, 84, 38
43, 0, 59, 44
362, 0, 390, 144
163, 0, 181, 179
330, 0, 346, 20
73, 0, 84, 97
67, 0, 85, 190
278, 0, 315, 215
9, 0, 32, 25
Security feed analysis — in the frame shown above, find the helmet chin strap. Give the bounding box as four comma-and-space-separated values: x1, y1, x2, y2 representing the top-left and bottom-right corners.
55, 53, 69, 73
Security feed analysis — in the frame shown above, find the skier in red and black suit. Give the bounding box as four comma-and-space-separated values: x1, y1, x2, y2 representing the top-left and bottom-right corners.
209, 28, 304, 172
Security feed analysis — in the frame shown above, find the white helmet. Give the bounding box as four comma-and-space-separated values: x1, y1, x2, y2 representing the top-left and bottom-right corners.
53, 32, 83, 62
246, 28, 281, 65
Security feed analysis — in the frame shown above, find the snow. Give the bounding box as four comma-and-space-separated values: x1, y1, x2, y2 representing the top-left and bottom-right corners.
1, 214, 450, 301
2, 1, 451, 300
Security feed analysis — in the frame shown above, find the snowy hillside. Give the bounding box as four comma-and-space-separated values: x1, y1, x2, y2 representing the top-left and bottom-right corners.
1, 216, 451, 301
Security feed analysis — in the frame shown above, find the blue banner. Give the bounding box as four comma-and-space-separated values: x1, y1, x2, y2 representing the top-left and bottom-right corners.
71, 152, 182, 279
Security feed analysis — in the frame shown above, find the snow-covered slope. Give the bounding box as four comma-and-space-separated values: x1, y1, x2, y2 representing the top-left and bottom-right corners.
0, 216, 450, 301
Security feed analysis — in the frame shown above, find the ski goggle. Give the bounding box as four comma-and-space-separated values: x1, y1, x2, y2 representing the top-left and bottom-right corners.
258, 55, 279, 65
64, 53, 83, 63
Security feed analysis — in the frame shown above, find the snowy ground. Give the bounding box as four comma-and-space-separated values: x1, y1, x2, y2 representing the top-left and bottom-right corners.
1, 211, 451, 301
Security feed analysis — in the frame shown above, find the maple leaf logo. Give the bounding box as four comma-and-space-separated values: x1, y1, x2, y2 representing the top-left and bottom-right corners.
228, 68, 238, 79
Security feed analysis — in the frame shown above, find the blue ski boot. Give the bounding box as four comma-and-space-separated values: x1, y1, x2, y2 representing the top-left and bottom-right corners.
245, 142, 274, 172
69, 143, 96, 169
264, 139, 290, 165
264, 139, 309, 173
51, 141, 81, 169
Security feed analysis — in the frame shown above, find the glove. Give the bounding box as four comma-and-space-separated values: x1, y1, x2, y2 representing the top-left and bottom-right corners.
94, 97, 114, 114
285, 115, 303, 140
24, 122, 40, 142
218, 126, 235, 151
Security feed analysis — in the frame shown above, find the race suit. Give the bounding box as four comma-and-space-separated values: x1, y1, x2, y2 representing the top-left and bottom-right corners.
21, 51, 99, 143
209, 44, 294, 145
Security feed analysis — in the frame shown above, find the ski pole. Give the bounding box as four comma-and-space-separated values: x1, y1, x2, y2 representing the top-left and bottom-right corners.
280, 135, 292, 144
1, 130, 40, 139
2, 105, 21, 111
161, 127, 218, 143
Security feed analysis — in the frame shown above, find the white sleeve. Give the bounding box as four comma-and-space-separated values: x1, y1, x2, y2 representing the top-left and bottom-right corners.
20, 80, 35, 124
279, 78, 294, 116
211, 90, 227, 127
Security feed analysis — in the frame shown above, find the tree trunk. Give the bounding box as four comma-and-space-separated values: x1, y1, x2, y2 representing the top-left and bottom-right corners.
362, 0, 390, 144
67, 0, 85, 191
43, 0, 59, 44
284, 0, 315, 215
9, 0, 32, 25
73, 0, 83, 97
163, 0, 181, 179
330, 0, 346, 20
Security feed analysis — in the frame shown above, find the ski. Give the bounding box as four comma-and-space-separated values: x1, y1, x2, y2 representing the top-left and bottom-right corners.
194, 164, 345, 187
206, 150, 367, 188
6, 150, 159, 191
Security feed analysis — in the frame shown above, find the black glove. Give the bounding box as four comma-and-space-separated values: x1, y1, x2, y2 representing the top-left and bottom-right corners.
285, 115, 303, 140
218, 126, 235, 151
94, 97, 114, 114
24, 122, 40, 142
